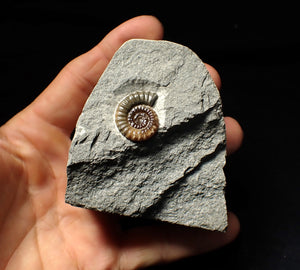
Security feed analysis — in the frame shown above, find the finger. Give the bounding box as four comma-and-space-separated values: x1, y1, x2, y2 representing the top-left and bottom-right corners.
205, 63, 222, 90
29, 15, 164, 135
204, 64, 243, 154
225, 117, 244, 155
119, 212, 240, 269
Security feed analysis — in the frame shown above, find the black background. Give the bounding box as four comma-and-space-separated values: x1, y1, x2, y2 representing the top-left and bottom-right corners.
1, 1, 300, 269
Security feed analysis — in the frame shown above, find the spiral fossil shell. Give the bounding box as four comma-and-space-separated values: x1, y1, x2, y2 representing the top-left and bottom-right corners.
115, 91, 159, 142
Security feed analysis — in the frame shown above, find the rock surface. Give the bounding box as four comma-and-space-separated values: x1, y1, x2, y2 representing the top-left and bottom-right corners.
65, 39, 227, 231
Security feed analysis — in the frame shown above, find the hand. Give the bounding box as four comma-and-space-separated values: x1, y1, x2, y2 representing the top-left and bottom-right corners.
0, 16, 243, 269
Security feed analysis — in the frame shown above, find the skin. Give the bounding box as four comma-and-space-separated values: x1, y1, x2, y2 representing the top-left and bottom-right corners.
0, 16, 243, 270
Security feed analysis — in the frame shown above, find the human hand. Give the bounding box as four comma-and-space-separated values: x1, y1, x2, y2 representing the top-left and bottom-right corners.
0, 16, 243, 269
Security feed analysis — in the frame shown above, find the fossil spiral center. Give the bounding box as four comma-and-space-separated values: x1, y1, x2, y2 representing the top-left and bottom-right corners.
128, 105, 153, 130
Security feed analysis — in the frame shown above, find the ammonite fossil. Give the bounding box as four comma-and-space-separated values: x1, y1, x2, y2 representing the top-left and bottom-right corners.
115, 91, 159, 142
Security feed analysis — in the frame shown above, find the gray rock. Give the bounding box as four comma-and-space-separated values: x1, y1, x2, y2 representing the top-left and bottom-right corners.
65, 39, 227, 231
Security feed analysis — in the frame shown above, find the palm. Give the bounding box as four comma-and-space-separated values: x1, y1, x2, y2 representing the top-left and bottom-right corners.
0, 111, 122, 269
0, 16, 242, 270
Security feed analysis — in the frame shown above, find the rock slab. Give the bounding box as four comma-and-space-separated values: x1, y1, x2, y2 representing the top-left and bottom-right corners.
65, 39, 227, 231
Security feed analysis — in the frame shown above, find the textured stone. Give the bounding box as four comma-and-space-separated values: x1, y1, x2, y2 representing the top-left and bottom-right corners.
65, 39, 227, 231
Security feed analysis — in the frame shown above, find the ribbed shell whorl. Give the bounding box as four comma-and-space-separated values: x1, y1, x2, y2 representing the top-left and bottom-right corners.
115, 91, 159, 142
